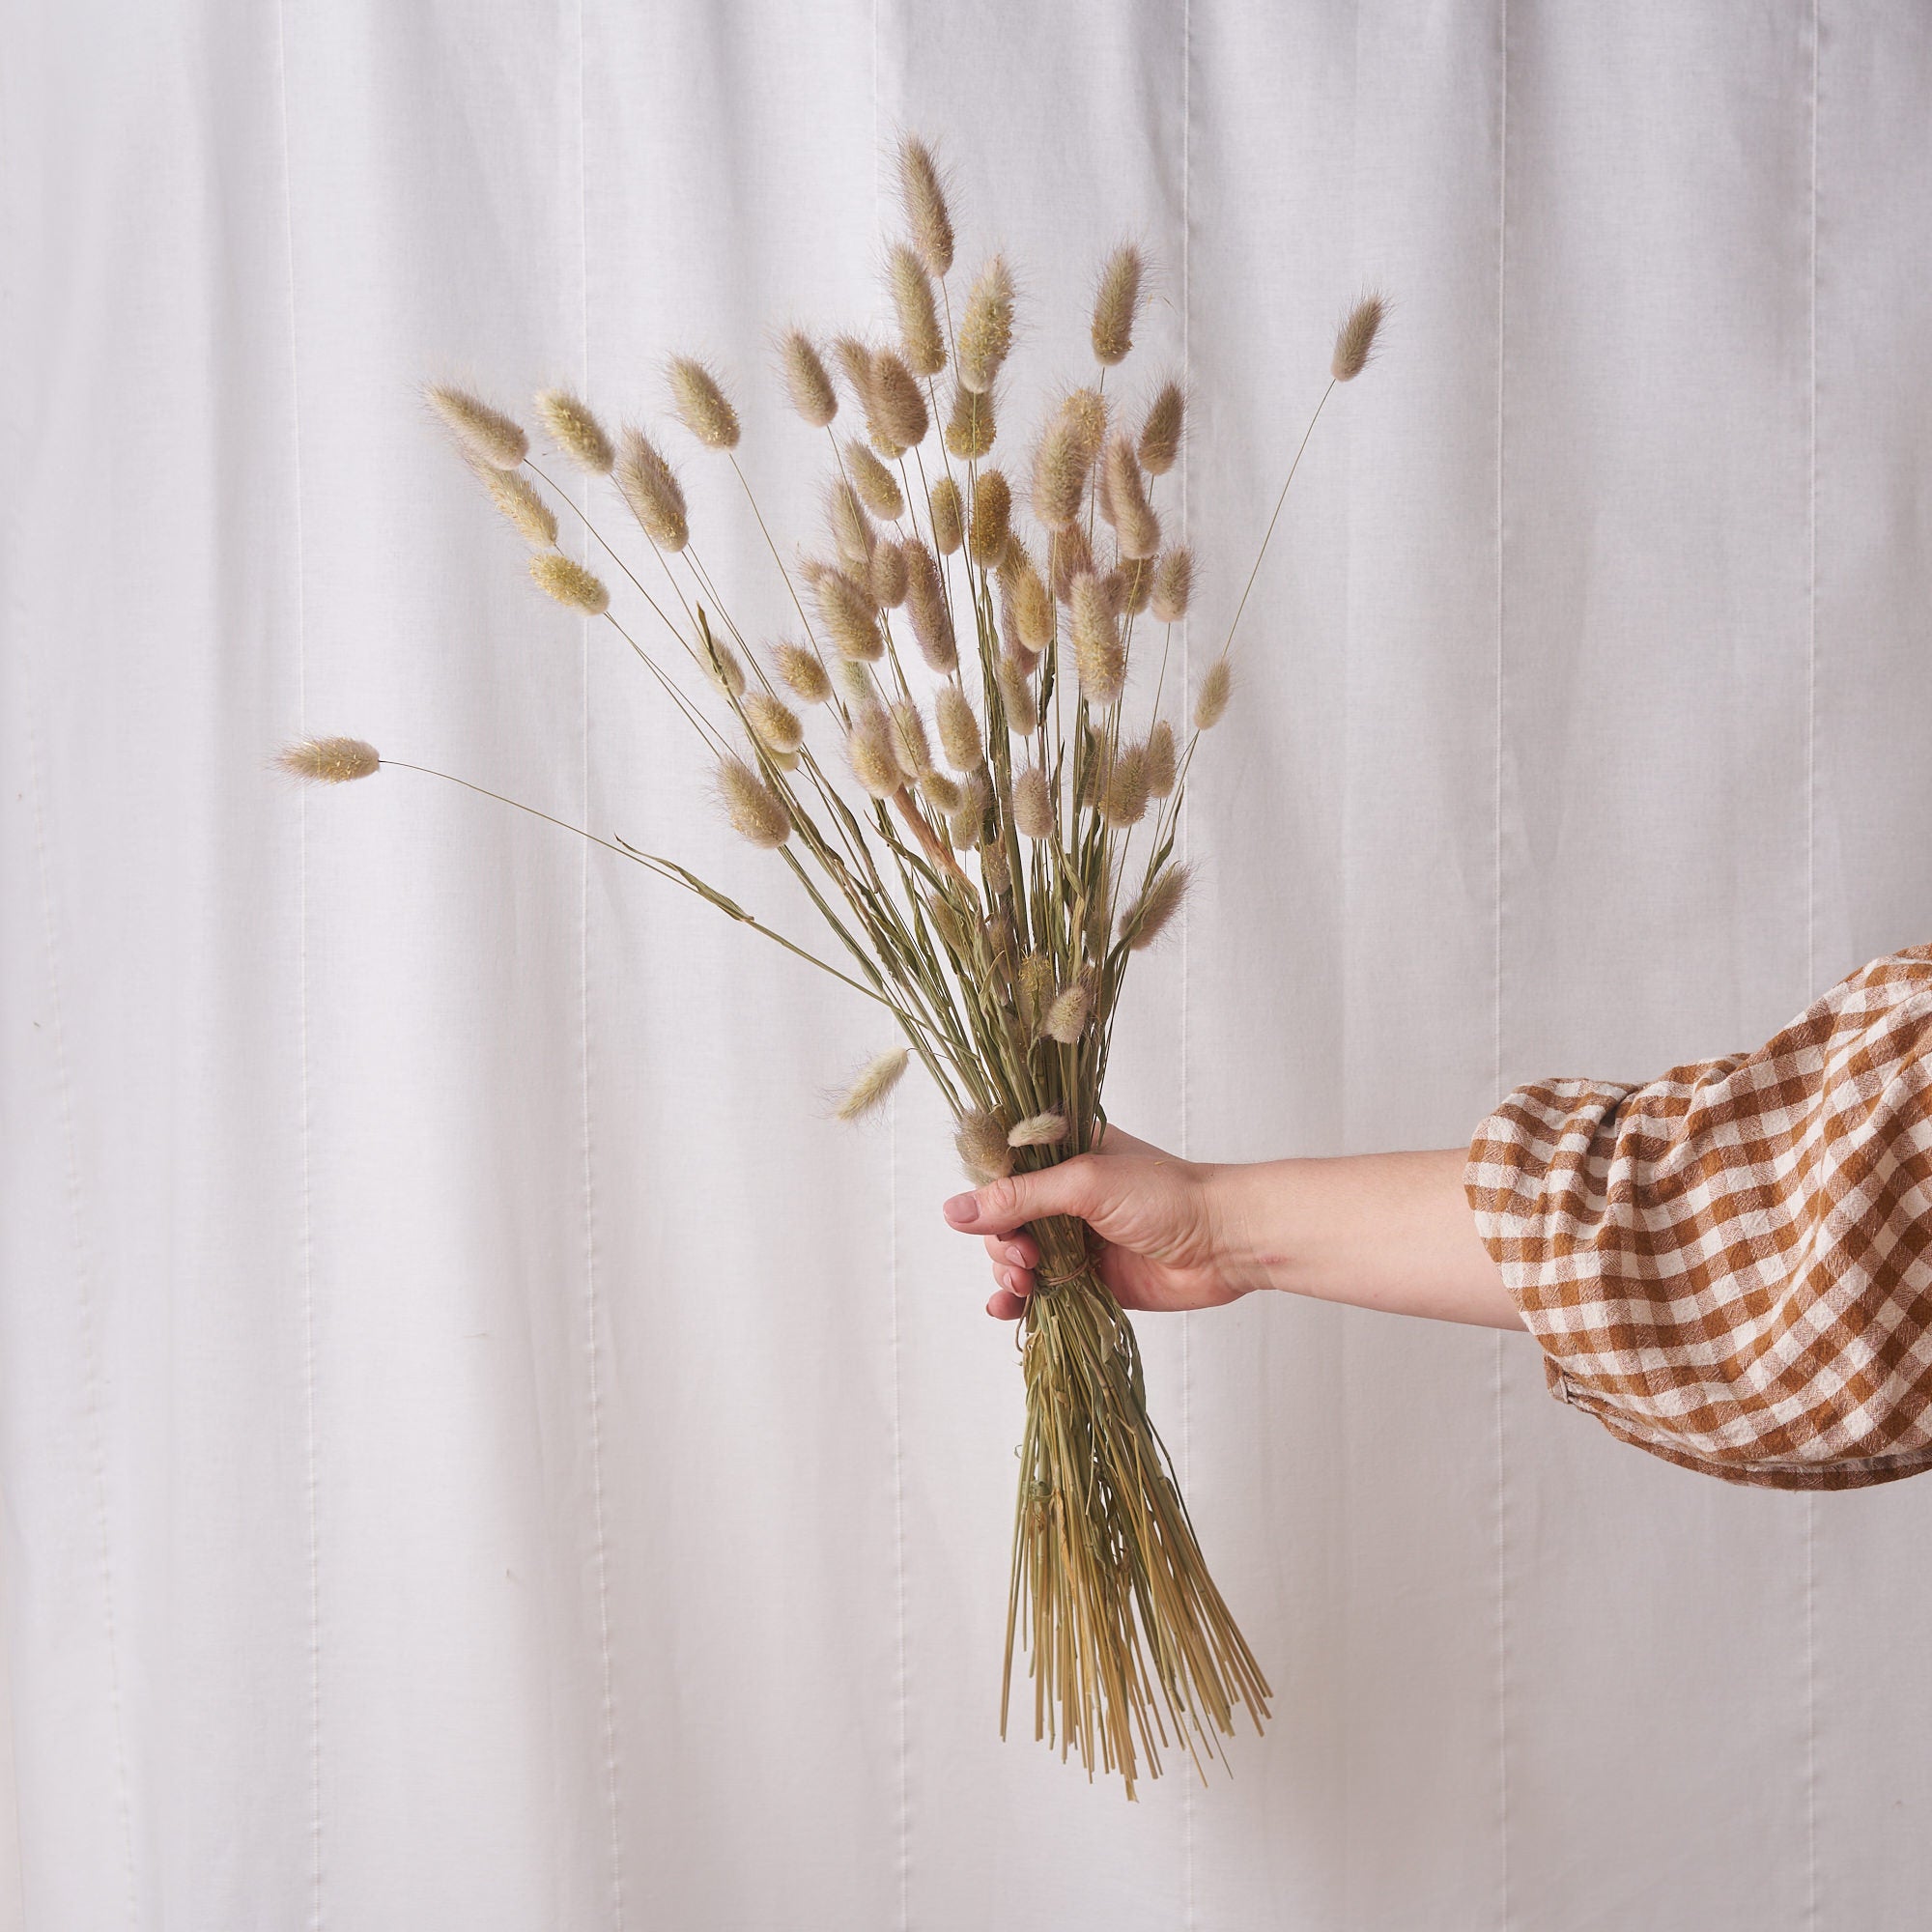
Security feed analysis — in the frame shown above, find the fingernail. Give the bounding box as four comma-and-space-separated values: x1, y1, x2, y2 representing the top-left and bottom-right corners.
943, 1192, 980, 1226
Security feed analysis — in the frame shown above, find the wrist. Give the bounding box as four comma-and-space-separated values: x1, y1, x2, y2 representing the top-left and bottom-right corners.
1202, 1157, 1301, 1299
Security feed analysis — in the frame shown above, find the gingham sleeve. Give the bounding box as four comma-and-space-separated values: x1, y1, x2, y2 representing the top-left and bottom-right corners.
1465, 946, 1932, 1490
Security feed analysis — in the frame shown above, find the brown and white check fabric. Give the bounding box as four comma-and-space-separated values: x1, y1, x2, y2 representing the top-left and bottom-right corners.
1465, 947, 1932, 1489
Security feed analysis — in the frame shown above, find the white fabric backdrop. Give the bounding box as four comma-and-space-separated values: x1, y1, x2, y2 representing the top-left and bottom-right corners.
6, 0, 1932, 1924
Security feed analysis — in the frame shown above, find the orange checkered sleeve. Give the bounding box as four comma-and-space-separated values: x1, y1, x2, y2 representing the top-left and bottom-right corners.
1465, 948, 1932, 1489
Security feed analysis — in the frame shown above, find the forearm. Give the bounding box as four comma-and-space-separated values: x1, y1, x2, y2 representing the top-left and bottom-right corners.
1211, 1149, 1525, 1330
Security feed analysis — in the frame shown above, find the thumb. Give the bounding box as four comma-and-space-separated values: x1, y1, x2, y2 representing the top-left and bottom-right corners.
942, 1156, 1111, 1236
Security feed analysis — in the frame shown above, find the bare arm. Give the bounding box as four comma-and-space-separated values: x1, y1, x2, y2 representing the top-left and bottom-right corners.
941, 1125, 1524, 1332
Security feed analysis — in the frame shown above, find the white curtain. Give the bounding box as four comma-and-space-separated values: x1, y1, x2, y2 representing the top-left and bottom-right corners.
6, 1, 1931, 1924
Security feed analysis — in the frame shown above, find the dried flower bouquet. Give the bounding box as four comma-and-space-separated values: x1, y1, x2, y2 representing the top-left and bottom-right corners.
283, 138, 1380, 1798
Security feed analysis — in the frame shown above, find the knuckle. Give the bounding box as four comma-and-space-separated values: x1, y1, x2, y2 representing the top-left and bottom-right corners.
980, 1176, 1023, 1220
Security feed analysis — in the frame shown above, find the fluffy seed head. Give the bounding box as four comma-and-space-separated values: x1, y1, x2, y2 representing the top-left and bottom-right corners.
1104, 743, 1150, 826
535, 388, 614, 473
277, 736, 380, 783
869, 539, 909, 608
1018, 953, 1055, 1028
846, 705, 902, 797
668, 356, 741, 450
529, 552, 610, 615
1064, 387, 1109, 469
1120, 557, 1153, 616
957, 255, 1015, 395
1332, 293, 1387, 382
717, 754, 789, 847
425, 384, 527, 469
836, 1046, 910, 1122
1050, 520, 1094, 603
745, 690, 804, 754
1011, 566, 1054, 653
1092, 244, 1144, 366
1103, 433, 1160, 559
833, 334, 876, 410
1139, 381, 1184, 475
1122, 863, 1189, 950
845, 441, 905, 521
773, 641, 834, 705
816, 568, 884, 661
897, 136, 955, 279
919, 769, 965, 815
955, 1109, 1012, 1182
998, 656, 1039, 736
1012, 763, 1052, 838
968, 469, 1011, 564
827, 479, 876, 572
1069, 572, 1125, 705
1008, 1110, 1067, 1149
945, 384, 996, 460
473, 460, 557, 547
833, 656, 876, 709
903, 540, 957, 672
1151, 546, 1193, 623
1194, 657, 1233, 729
1031, 412, 1088, 532
704, 634, 748, 700
1146, 719, 1177, 798
888, 699, 934, 779
934, 684, 983, 771
869, 349, 928, 453
888, 243, 946, 378
979, 837, 1010, 895
928, 476, 964, 555
778, 328, 838, 427
615, 428, 690, 552
1041, 982, 1091, 1044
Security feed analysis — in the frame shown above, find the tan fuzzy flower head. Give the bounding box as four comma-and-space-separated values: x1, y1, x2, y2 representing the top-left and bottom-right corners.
903, 540, 957, 672
703, 635, 747, 700
718, 755, 790, 848
1194, 657, 1233, 730
1331, 293, 1387, 382
888, 699, 934, 780
772, 640, 834, 705
778, 328, 838, 427
745, 690, 804, 755
1012, 764, 1053, 838
1104, 742, 1150, 827
870, 538, 909, 609
1041, 982, 1091, 1044
897, 136, 955, 279
425, 384, 527, 469
1008, 1110, 1068, 1149
1049, 517, 1095, 604
869, 349, 929, 452
998, 656, 1039, 736
945, 384, 996, 461
1103, 434, 1160, 559
276, 736, 380, 784
935, 684, 984, 772
1091, 244, 1144, 366
668, 356, 741, 450
1012, 565, 1055, 653
888, 242, 947, 379
1145, 718, 1178, 798
1151, 546, 1192, 624
845, 440, 905, 521
968, 469, 1012, 564
955, 1109, 1012, 1182
472, 460, 557, 548
1138, 381, 1184, 475
1121, 863, 1190, 951
832, 334, 877, 411
836, 1046, 911, 1122
833, 656, 877, 710
1031, 411, 1088, 531
957, 255, 1015, 395
615, 427, 689, 552
846, 705, 903, 798
529, 552, 610, 615
929, 476, 965, 555
828, 479, 876, 572
1069, 572, 1125, 706
920, 768, 965, 816
815, 568, 884, 662
535, 388, 614, 473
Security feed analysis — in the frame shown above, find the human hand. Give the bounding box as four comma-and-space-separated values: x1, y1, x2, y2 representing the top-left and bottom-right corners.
940, 1124, 1251, 1321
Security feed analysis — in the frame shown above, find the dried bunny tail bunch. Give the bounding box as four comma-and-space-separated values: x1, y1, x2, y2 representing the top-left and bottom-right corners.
772, 640, 834, 704
957, 255, 1015, 395
954, 1109, 1012, 1182
276, 736, 380, 783
888, 242, 947, 378
1138, 381, 1184, 475
530, 552, 610, 615
535, 388, 614, 473
1331, 292, 1387, 382
1121, 862, 1190, 951
778, 328, 838, 427
717, 754, 790, 848
425, 384, 527, 469
929, 476, 965, 555
1103, 434, 1160, 559
1194, 656, 1234, 729
472, 460, 557, 548
897, 135, 955, 279
845, 440, 905, 521
615, 428, 689, 552
1151, 546, 1192, 623
668, 356, 741, 450
835, 1046, 910, 1122
1091, 242, 1145, 366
